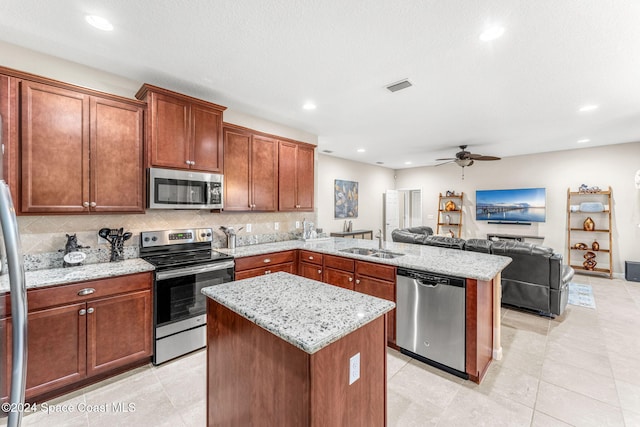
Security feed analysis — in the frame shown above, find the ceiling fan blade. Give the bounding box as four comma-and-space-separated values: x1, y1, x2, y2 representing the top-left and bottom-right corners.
473, 155, 501, 161
435, 160, 454, 166
435, 157, 456, 161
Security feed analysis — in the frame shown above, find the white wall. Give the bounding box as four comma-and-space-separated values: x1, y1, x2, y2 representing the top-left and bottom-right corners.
395, 142, 640, 276
317, 154, 396, 235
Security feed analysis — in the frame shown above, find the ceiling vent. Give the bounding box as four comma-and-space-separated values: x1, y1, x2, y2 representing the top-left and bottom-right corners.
386, 79, 412, 93
322, 149, 334, 153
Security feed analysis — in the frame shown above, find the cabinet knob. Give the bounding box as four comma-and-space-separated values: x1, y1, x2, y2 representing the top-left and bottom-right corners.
79, 309, 86, 316
264, 270, 271, 274
185, 160, 191, 165
82, 202, 89, 207
356, 279, 360, 284
78, 288, 95, 296
317, 269, 322, 274
348, 277, 353, 282
308, 256, 313, 260
87, 307, 95, 314
263, 258, 271, 263
90, 202, 97, 207
191, 161, 195, 165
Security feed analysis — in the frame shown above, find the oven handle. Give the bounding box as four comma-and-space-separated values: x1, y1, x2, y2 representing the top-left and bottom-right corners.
156, 260, 235, 281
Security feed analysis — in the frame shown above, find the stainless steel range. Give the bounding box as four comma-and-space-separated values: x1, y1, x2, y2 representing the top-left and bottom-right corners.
140, 228, 234, 365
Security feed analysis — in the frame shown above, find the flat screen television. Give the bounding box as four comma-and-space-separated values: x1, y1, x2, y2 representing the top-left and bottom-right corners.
476, 188, 546, 223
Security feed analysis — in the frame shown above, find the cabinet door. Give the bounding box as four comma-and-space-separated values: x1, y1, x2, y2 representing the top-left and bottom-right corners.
86, 290, 152, 377
296, 145, 315, 211
299, 262, 323, 281
235, 263, 295, 281
355, 275, 396, 344
191, 104, 223, 172
90, 96, 145, 213
0, 74, 19, 205
0, 317, 9, 402
25, 303, 87, 398
278, 141, 298, 211
324, 268, 354, 291
149, 92, 190, 169
223, 127, 251, 211
251, 135, 278, 211
21, 81, 90, 213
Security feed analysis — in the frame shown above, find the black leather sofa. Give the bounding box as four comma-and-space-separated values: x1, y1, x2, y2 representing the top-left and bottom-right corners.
391, 228, 574, 317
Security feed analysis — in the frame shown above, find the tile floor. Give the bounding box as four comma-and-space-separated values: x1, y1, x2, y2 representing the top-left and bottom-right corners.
5, 275, 640, 426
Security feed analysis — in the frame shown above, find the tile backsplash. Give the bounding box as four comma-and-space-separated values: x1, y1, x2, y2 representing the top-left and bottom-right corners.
18, 210, 316, 270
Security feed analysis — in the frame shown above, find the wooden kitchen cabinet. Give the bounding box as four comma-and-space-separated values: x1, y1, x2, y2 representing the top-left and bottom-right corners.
0, 317, 10, 402
20, 79, 145, 214
298, 250, 324, 281
354, 260, 397, 345
0, 73, 19, 204
323, 254, 356, 291
12, 272, 152, 401
223, 124, 278, 211
136, 84, 226, 173
278, 141, 315, 212
234, 251, 297, 280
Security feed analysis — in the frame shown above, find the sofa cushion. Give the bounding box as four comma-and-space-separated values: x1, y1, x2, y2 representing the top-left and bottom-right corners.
490, 240, 553, 287
465, 238, 492, 253
391, 228, 431, 244
424, 235, 466, 250
405, 226, 433, 236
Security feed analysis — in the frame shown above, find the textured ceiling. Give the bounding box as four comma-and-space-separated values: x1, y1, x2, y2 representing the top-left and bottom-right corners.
1, 0, 639, 169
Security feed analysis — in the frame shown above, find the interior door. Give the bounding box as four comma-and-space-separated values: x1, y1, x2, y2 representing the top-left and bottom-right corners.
383, 189, 399, 241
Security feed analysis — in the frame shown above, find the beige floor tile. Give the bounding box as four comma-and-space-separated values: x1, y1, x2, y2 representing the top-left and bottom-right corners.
622, 409, 640, 427
501, 325, 548, 356
387, 348, 412, 380
531, 411, 573, 426
535, 381, 625, 426
609, 351, 640, 387
495, 345, 545, 378
502, 309, 550, 335
177, 402, 207, 427
540, 359, 619, 406
615, 379, 640, 414
21, 389, 87, 427
464, 363, 539, 408
544, 339, 614, 377
437, 386, 533, 426
386, 388, 442, 427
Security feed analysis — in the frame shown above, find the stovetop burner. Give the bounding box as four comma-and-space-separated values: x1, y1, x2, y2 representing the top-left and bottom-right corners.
139, 228, 233, 269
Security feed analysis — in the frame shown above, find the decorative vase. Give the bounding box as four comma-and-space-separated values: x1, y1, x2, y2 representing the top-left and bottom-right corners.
445, 214, 451, 225
592, 240, 600, 251
583, 217, 595, 231
445, 200, 456, 211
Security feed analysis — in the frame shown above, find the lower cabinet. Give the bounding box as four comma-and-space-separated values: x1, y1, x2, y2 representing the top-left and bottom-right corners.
7, 272, 152, 401
234, 251, 297, 280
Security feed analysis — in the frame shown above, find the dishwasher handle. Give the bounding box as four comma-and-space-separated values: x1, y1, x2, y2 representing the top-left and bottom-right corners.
398, 268, 465, 288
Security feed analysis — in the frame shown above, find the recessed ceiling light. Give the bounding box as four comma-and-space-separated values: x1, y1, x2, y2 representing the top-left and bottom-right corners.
357, 148, 365, 153
302, 102, 316, 110
404, 161, 412, 165
577, 139, 590, 143
479, 26, 505, 42
85, 15, 113, 31
578, 104, 598, 112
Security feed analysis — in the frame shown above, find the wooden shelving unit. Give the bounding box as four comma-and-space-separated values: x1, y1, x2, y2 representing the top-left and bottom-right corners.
566, 186, 613, 278
437, 192, 464, 238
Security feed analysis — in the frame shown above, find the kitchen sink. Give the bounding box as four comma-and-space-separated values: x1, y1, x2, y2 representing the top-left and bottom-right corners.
339, 247, 404, 259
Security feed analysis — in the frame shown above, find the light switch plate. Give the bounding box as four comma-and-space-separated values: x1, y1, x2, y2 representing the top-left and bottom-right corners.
349, 353, 360, 385
246, 223, 252, 233
295, 221, 300, 228
274, 222, 279, 230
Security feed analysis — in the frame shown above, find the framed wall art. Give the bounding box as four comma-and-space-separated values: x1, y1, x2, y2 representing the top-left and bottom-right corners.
334, 179, 358, 218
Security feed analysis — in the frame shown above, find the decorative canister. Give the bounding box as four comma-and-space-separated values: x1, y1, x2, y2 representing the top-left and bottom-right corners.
592, 240, 600, 251
583, 217, 595, 231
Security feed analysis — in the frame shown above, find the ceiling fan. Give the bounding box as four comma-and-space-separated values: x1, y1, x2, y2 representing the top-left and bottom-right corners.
435, 145, 501, 179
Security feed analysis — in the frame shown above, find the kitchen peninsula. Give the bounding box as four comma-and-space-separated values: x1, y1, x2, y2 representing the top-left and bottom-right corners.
202, 272, 394, 426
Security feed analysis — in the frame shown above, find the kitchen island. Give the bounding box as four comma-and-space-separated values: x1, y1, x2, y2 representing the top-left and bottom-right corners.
202, 272, 395, 427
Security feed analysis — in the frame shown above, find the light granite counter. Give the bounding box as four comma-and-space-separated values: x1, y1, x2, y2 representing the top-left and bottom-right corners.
202, 272, 395, 354
218, 237, 512, 281
0, 258, 155, 293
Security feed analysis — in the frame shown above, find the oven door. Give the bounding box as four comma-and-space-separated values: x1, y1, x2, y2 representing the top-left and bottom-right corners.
154, 260, 234, 330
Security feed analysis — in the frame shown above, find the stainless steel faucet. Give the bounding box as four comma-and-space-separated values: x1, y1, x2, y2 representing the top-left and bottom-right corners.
376, 229, 383, 249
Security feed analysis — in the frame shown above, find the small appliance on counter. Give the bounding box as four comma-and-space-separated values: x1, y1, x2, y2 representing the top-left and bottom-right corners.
220, 226, 243, 249
99, 228, 132, 262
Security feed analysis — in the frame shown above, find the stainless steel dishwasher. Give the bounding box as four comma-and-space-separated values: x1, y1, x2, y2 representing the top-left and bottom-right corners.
396, 267, 467, 377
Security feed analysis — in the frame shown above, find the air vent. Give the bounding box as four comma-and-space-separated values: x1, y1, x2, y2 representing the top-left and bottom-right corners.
376, 161, 384, 165
322, 150, 334, 154
386, 79, 412, 92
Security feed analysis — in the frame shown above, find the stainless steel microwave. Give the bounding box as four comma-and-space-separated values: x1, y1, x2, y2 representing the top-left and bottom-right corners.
148, 168, 223, 209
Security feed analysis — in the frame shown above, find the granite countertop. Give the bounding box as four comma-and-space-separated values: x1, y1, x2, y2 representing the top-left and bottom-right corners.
202, 272, 395, 354
218, 238, 512, 281
0, 258, 155, 293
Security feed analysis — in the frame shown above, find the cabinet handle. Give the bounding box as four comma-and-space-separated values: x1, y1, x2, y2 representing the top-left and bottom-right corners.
82, 202, 89, 207
317, 269, 322, 274
90, 202, 97, 207
77, 288, 95, 296
308, 256, 314, 260
185, 160, 191, 165
87, 307, 95, 314
191, 161, 195, 165
263, 258, 271, 263
79, 309, 86, 316
348, 277, 353, 282
356, 279, 360, 284
264, 270, 271, 274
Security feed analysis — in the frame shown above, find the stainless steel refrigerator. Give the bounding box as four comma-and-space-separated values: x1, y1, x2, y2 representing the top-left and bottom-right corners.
0, 117, 28, 427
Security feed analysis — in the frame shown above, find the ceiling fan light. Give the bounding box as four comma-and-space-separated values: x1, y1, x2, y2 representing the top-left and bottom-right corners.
455, 158, 473, 167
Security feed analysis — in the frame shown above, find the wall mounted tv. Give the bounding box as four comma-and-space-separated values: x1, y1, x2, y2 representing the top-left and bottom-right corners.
476, 188, 546, 224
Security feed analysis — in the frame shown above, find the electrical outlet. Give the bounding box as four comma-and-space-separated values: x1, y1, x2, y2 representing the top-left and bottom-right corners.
274, 222, 279, 230
295, 221, 300, 228
349, 353, 360, 385
246, 223, 252, 233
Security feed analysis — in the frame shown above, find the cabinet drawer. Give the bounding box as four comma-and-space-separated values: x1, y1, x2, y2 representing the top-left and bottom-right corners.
299, 250, 322, 265
235, 263, 295, 281
235, 251, 296, 271
324, 254, 354, 272
355, 260, 396, 282
27, 272, 152, 312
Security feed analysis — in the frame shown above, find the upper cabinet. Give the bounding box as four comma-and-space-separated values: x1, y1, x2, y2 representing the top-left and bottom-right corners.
136, 84, 226, 173
223, 124, 278, 211
0, 74, 19, 204
278, 141, 315, 212
20, 79, 145, 214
